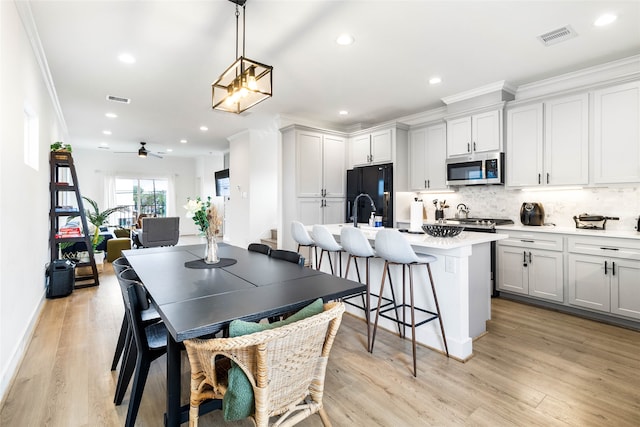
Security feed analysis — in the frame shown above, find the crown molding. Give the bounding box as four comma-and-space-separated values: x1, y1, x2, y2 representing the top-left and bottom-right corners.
398, 106, 447, 127
14, 1, 68, 136
515, 55, 640, 100
441, 80, 516, 105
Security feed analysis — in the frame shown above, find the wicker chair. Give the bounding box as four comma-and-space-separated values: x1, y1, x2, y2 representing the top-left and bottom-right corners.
184, 301, 346, 427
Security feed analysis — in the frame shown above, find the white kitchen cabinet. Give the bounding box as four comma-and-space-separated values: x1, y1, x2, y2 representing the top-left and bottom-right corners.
568, 236, 640, 319
296, 130, 345, 198
592, 81, 640, 184
297, 198, 345, 226
497, 231, 564, 302
409, 123, 447, 191
506, 103, 544, 187
506, 93, 588, 187
446, 109, 501, 157
351, 128, 392, 166
498, 246, 564, 302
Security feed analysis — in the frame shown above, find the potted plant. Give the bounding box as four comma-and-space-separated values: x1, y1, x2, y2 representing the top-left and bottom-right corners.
50, 141, 73, 152
72, 197, 129, 264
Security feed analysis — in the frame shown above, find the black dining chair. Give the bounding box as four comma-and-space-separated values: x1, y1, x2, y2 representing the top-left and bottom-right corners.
270, 249, 305, 266
118, 278, 170, 427
247, 243, 271, 255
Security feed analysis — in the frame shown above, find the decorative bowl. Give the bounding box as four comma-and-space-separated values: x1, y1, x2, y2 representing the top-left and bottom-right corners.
421, 223, 464, 238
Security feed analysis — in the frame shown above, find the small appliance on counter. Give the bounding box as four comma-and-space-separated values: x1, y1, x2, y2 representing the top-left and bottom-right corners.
573, 213, 619, 230
520, 202, 545, 226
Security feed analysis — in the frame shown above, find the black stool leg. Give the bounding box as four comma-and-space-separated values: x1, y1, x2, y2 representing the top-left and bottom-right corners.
370, 261, 389, 353
364, 257, 371, 352
385, 269, 402, 336
409, 265, 418, 377
110, 315, 129, 370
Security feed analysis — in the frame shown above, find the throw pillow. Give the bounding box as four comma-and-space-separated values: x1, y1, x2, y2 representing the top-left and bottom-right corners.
223, 298, 324, 421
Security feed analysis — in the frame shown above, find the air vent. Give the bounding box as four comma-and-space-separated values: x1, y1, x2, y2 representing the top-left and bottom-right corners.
538, 25, 577, 46
106, 95, 131, 104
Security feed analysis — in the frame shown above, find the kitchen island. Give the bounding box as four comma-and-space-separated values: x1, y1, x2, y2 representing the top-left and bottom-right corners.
317, 224, 508, 361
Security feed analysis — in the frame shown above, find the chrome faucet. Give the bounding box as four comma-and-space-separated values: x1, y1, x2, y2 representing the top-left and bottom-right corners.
352, 193, 376, 227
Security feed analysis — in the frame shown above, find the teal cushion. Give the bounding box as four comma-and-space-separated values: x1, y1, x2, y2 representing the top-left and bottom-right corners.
223, 298, 324, 421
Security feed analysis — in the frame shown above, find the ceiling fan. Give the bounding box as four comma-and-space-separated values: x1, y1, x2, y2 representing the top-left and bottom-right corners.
115, 142, 163, 158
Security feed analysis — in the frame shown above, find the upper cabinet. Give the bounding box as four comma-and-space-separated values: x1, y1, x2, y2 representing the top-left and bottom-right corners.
409, 123, 447, 191
592, 81, 640, 184
296, 129, 346, 198
446, 109, 502, 157
506, 93, 588, 187
351, 128, 393, 166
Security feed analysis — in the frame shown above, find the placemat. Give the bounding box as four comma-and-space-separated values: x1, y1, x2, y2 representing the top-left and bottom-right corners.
184, 258, 237, 269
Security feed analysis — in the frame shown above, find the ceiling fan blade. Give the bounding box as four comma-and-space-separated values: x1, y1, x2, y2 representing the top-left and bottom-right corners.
149, 152, 163, 159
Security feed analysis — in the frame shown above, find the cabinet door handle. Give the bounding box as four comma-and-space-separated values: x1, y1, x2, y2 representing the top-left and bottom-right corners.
604, 260, 608, 275
538, 173, 541, 185
520, 239, 535, 243
467, 143, 471, 153
424, 180, 427, 189
600, 247, 619, 251
523, 251, 527, 266
528, 252, 532, 264
473, 142, 477, 151
546, 173, 550, 184
427, 179, 430, 188
612, 262, 616, 276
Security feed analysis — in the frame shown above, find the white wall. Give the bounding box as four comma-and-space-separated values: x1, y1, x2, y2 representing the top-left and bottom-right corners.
226, 129, 278, 248
0, 1, 64, 400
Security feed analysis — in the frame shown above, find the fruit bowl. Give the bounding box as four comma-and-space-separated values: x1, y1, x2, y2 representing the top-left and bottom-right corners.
421, 223, 464, 238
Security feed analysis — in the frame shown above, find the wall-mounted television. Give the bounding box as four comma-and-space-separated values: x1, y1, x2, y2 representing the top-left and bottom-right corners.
215, 169, 230, 197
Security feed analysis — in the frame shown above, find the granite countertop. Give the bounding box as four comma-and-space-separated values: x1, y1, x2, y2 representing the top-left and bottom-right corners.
320, 223, 507, 251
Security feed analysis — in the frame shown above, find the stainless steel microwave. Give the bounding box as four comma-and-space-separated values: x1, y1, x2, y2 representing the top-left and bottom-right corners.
446, 152, 504, 186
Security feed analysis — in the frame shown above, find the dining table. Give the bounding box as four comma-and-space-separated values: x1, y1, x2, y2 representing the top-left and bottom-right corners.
123, 243, 366, 426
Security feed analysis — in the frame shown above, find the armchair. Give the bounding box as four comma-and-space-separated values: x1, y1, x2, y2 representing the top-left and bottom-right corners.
136, 217, 180, 248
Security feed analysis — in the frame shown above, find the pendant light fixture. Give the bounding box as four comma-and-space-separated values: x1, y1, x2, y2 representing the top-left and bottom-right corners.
212, 0, 273, 114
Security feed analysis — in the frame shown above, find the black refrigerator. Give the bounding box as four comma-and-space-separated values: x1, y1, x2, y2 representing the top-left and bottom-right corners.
346, 163, 393, 227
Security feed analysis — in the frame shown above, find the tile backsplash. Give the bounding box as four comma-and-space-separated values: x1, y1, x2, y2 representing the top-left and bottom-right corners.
398, 186, 640, 231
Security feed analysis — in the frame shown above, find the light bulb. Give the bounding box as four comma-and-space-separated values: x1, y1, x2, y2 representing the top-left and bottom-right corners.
247, 67, 257, 90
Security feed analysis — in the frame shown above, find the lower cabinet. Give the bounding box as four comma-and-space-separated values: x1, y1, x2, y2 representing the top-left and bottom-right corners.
297, 198, 345, 226
498, 246, 564, 302
568, 253, 640, 320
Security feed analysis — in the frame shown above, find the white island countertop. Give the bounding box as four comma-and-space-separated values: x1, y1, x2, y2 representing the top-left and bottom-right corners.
321, 223, 508, 251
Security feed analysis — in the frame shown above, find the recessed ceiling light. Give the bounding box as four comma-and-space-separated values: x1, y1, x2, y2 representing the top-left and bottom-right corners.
336, 34, 355, 46
594, 13, 617, 26
102, 130, 112, 135
339, 110, 349, 116
105, 112, 117, 118
100, 142, 109, 147
200, 126, 208, 131
167, 148, 173, 153
180, 139, 187, 143
429, 77, 442, 85
118, 53, 136, 64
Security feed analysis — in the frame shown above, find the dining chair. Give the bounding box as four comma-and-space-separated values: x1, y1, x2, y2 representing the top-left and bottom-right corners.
370, 229, 449, 377
247, 243, 271, 255
113, 268, 160, 406
119, 278, 170, 427
269, 248, 305, 265
183, 301, 346, 427
291, 220, 317, 268
110, 263, 160, 373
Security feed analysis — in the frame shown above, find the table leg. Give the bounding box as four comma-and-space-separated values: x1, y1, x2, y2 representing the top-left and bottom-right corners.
166, 333, 181, 427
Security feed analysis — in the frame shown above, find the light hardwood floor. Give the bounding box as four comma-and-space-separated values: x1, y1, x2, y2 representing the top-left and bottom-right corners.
1, 261, 639, 426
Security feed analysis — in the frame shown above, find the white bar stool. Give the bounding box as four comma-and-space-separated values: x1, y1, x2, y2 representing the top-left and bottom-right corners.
340, 226, 401, 351
370, 229, 449, 376
312, 224, 344, 276
291, 221, 317, 269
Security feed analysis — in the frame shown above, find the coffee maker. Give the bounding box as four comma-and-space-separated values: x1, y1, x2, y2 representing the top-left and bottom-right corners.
520, 202, 545, 226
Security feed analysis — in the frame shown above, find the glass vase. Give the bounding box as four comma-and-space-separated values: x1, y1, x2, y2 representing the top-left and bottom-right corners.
204, 234, 219, 264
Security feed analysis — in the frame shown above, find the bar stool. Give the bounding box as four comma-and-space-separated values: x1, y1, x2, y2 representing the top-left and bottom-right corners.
291, 220, 317, 268
340, 227, 401, 351
312, 224, 344, 276
370, 229, 449, 376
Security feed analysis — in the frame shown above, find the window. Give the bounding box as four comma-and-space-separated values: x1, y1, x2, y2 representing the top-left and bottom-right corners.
114, 178, 168, 227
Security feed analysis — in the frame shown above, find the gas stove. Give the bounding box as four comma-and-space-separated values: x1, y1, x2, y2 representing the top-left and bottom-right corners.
444, 218, 514, 232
